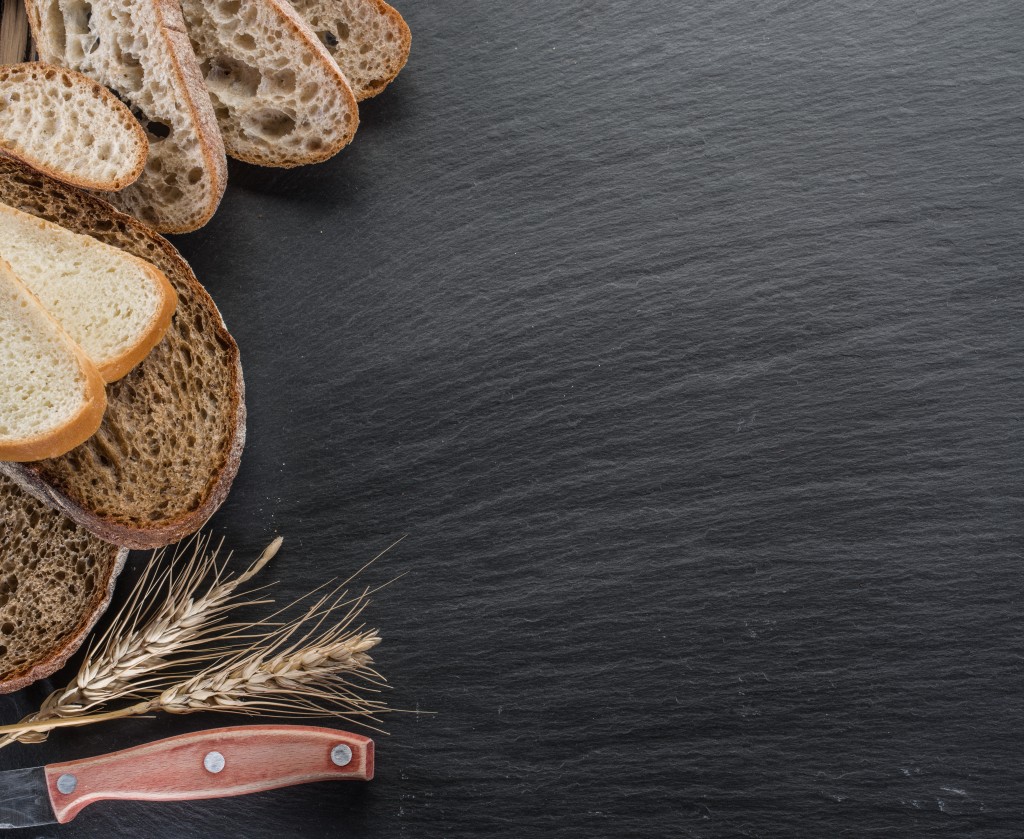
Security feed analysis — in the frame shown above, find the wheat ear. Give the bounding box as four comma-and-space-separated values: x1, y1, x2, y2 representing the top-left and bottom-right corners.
1, 535, 282, 747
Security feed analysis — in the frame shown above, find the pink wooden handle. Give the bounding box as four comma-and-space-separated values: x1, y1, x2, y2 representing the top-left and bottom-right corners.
44, 724, 373, 823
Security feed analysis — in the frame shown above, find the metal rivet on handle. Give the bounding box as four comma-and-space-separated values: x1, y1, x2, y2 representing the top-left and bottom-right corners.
203, 751, 226, 774
56, 774, 77, 795
331, 744, 353, 767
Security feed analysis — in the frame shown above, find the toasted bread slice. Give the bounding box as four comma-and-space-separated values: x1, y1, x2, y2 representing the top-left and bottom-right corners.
288, 0, 410, 100
180, 0, 358, 167
0, 62, 148, 192
0, 156, 245, 549
0, 258, 106, 462
0, 201, 177, 382
0, 473, 128, 694
25, 0, 228, 233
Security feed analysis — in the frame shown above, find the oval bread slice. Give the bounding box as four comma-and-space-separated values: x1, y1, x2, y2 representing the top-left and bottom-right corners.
0, 62, 148, 192
288, 0, 410, 100
0, 473, 127, 694
0, 201, 177, 383
180, 0, 359, 167
0, 259, 107, 462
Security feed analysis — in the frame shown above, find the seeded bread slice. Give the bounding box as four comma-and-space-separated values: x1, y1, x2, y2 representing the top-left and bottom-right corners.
0, 258, 107, 462
181, 0, 358, 168
0, 156, 245, 549
0, 201, 177, 382
0, 62, 148, 192
288, 0, 409, 100
0, 473, 128, 694
25, 0, 228, 233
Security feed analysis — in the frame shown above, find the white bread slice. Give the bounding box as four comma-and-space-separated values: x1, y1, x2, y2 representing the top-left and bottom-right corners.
179, 0, 358, 167
25, 0, 228, 233
0, 62, 148, 192
0, 257, 106, 462
288, 0, 410, 100
0, 473, 127, 694
0, 201, 177, 382
0, 155, 245, 549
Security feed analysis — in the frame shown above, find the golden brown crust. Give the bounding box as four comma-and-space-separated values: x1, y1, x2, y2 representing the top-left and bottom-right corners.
0, 62, 149, 192
96, 261, 178, 383
0, 263, 108, 463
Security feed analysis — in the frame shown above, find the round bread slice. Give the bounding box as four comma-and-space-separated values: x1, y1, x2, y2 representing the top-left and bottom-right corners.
0, 155, 245, 550
180, 0, 359, 167
288, 0, 411, 100
0, 473, 128, 694
0, 201, 177, 383
0, 259, 107, 463
0, 62, 148, 192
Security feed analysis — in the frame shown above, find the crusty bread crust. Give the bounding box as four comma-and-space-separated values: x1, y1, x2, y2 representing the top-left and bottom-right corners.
0, 156, 245, 548
0, 62, 149, 192
0, 474, 128, 694
0, 261, 108, 462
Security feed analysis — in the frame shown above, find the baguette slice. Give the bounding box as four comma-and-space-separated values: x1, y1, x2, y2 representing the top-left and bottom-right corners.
180, 0, 358, 167
0, 62, 148, 191
0, 201, 177, 382
0, 473, 127, 694
288, 0, 410, 100
0, 155, 245, 549
25, 0, 228, 233
0, 258, 107, 462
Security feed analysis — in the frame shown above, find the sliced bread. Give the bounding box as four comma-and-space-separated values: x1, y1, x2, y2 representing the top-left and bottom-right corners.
0, 62, 149, 192
0, 258, 107, 463
0, 473, 128, 694
180, 0, 358, 167
0, 155, 245, 549
288, 0, 410, 100
0, 200, 177, 382
25, 0, 228, 233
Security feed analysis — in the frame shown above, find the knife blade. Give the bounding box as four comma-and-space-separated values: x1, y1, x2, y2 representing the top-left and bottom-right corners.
0, 724, 373, 827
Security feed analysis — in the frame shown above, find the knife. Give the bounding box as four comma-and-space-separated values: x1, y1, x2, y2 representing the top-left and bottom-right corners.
0, 724, 373, 828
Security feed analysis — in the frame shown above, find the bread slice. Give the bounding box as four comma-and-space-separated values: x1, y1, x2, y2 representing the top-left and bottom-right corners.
25, 0, 228, 233
0, 201, 176, 382
287, 0, 410, 100
0, 258, 107, 462
0, 155, 245, 549
0, 62, 149, 192
179, 0, 358, 167
0, 473, 127, 694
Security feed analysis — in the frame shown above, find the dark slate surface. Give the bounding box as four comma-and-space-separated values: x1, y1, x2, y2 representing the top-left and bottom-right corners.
1, 0, 1022, 836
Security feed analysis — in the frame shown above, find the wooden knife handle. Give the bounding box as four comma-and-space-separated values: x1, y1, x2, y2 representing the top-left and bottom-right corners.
44, 724, 373, 823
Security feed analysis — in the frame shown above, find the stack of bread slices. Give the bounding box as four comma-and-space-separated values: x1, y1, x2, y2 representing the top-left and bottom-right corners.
3, 0, 410, 232
0, 0, 410, 691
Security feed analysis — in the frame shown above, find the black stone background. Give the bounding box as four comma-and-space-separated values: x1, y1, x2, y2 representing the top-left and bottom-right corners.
1, 1, 1022, 836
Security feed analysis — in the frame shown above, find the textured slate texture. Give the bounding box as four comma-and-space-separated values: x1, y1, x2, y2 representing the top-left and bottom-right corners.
1, 0, 1022, 836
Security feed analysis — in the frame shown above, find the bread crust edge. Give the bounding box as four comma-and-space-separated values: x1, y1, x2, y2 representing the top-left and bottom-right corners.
0, 542, 129, 694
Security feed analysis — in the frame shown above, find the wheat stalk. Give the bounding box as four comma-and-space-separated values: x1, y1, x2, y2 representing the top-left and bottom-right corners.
0, 535, 395, 746
0, 586, 389, 739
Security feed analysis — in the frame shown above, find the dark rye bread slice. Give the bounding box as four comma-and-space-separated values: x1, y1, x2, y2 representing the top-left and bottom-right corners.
0, 473, 128, 694
0, 156, 245, 549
